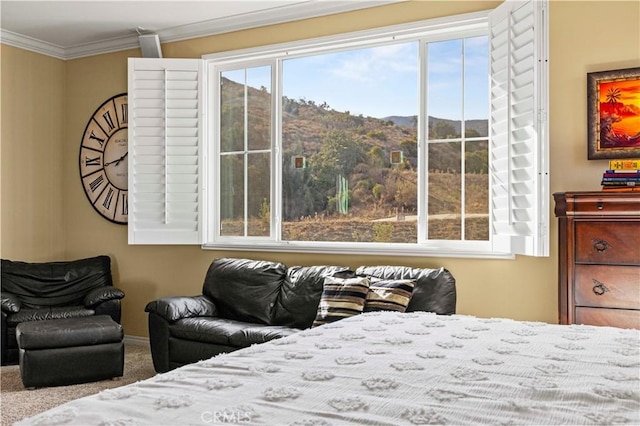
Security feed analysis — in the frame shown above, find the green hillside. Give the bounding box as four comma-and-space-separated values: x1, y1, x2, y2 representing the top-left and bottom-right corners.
219, 77, 489, 242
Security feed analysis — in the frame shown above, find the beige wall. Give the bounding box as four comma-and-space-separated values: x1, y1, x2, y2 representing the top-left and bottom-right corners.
0, 45, 66, 261
1, 1, 639, 338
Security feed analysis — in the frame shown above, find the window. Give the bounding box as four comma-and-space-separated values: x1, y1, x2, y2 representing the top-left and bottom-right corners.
128, 0, 548, 258
425, 37, 489, 242
218, 66, 272, 238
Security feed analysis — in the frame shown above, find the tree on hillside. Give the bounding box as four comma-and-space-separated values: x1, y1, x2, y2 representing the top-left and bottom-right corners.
367, 146, 387, 168
310, 130, 366, 214
400, 137, 417, 168
430, 121, 458, 139
282, 161, 316, 220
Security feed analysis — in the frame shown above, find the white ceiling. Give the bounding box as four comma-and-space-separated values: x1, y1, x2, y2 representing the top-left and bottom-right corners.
0, 0, 400, 59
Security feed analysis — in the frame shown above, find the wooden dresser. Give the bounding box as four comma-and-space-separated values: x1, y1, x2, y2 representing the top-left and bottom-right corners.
554, 191, 640, 329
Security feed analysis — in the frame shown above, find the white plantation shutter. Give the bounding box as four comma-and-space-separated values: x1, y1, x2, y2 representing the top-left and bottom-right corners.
128, 58, 204, 244
489, 0, 549, 256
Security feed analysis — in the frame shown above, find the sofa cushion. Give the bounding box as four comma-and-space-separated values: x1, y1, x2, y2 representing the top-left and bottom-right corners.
170, 317, 297, 347
356, 266, 456, 314
6, 306, 96, 326
273, 265, 352, 329
364, 278, 415, 313
1, 256, 113, 309
312, 276, 370, 327
202, 258, 286, 325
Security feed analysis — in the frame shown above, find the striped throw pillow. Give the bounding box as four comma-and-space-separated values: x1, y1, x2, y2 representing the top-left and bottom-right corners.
363, 278, 415, 313
312, 276, 370, 327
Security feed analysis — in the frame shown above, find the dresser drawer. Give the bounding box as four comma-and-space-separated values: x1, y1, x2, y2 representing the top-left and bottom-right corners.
574, 265, 640, 309
575, 307, 640, 329
570, 195, 640, 215
575, 222, 640, 264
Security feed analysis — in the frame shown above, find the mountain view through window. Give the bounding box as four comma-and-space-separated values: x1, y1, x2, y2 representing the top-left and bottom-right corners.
218, 36, 489, 243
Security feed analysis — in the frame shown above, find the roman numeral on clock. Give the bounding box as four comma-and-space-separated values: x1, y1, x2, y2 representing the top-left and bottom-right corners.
102, 187, 114, 209
121, 192, 128, 215
89, 130, 105, 147
85, 156, 100, 167
102, 111, 116, 132
121, 104, 128, 124
89, 174, 104, 192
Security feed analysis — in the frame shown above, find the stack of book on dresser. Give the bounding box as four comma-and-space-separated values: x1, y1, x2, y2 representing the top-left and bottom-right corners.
601, 158, 640, 192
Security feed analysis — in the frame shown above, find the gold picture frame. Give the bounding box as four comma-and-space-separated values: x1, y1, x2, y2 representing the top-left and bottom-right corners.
587, 67, 640, 160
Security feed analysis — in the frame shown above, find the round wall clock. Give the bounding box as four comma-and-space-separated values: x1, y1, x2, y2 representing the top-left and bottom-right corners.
79, 93, 128, 224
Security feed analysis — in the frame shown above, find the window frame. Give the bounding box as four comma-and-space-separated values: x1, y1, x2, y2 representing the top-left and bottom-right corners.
204, 11, 500, 257
127, 1, 548, 259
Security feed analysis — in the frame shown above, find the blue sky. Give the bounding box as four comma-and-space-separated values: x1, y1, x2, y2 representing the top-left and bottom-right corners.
225, 36, 489, 121
283, 42, 418, 118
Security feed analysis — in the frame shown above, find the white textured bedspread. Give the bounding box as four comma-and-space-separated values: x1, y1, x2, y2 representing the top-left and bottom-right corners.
17, 312, 640, 425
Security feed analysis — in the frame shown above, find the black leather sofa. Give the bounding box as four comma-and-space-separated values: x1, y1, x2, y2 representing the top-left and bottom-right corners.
1, 255, 125, 365
146, 257, 456, 373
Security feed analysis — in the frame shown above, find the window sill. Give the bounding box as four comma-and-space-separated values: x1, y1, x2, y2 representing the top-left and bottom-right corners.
201, 240, 515, 260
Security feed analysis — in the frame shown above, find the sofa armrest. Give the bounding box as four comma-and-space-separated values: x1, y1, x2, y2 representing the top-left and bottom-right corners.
1, 292, 21, 313
83, 287, 125, 308
145, 296, 217, 322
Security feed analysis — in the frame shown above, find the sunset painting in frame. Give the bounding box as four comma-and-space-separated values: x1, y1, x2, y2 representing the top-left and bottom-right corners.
588, 67, 640, 159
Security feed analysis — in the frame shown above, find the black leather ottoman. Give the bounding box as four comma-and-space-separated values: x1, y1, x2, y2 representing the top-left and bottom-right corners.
16, 315, 124, 388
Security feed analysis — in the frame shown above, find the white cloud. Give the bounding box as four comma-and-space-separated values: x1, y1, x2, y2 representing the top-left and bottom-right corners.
329, 43, 417, 84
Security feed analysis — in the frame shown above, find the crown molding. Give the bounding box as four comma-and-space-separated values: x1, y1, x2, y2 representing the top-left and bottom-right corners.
158, 0, 402, 44
1, 0, 403, 60
0, 29, 67, 60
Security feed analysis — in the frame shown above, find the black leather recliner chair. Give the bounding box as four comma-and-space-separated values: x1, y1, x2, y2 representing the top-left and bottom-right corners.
1, 255, 125, 365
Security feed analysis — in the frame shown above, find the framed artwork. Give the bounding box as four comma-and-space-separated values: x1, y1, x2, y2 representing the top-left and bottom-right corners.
587, 67, 640, 160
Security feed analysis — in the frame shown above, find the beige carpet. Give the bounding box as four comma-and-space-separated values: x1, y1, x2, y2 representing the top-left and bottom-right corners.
0, 342, 156, 425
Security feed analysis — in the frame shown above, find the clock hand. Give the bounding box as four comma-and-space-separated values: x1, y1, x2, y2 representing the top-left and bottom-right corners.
116, 152, 128, 165
105, 152, 129, 167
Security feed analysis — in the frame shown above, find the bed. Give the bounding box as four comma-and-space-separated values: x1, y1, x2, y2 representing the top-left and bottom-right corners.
16, 311, 640, 425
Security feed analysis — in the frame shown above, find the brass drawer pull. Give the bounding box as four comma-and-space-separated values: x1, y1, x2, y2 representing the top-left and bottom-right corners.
591, 238, 611, 253
592, 279, 609, 296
